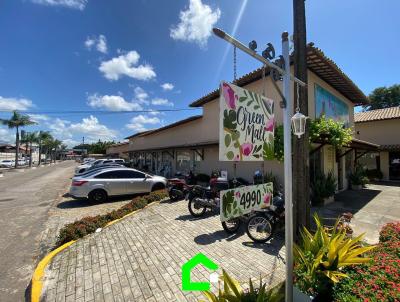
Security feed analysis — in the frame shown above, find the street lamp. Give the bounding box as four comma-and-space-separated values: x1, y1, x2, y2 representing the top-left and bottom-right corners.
291, 109, 307, 138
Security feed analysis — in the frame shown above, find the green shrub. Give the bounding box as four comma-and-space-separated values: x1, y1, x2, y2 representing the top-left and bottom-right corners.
309, 115, 353, 149
332, 222, 400, 302
55, 189, 167, 248
349, 165, 369, 186
379, 222, 400, 242
311, 171, 336, 205
294, 214, 374, 299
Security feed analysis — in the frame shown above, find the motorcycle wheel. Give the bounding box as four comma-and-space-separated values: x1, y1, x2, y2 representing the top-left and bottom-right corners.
188, 198, 207, 217
169, 189, 182, 202
221, 218, 241, 234
246, 214, 273, 243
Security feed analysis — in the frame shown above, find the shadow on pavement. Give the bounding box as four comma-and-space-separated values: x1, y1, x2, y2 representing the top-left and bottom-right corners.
241, 231, 285, 259
194, 227, 245, 245
175, 210, 218, 221
57, 194, 141, 209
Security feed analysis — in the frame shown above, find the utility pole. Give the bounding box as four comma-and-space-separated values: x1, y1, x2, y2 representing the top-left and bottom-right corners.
293, 0, 310, 236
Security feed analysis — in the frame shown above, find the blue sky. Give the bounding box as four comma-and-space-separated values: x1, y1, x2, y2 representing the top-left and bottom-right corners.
0, 0, 399, 146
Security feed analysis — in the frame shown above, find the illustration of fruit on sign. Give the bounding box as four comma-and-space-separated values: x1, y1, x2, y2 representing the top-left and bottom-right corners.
219, 81, 275, 161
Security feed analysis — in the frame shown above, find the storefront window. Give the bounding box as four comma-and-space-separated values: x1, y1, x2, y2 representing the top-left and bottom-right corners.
193, 150, 203, 172
176, 151, 191, 174
160, 151, 173, 178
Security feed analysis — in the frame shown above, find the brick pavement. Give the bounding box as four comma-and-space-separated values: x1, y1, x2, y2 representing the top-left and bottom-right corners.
41, 199, 285, 302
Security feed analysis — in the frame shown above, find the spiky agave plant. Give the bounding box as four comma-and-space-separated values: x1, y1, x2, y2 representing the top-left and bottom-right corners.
201, 270, 284, 302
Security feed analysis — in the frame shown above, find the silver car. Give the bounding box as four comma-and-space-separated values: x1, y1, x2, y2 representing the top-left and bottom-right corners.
69, 168, 167, 202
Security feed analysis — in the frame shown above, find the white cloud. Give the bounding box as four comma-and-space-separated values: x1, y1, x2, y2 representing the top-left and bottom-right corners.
126, 114, 160, 132
99, 51, 156, 81
161, 83, 174, 91
0, 96, 34, 111
87, 94, 143, 111
85, 35, 107, 53
133, 87, 149, 105
151, 98, 174, 106
31, 0, 87, 10
170, 0, 220, 47
0, 127, 15, 143
69, 116, 117, 141
28, 114, 49, 123
96, 35, 107, 53
62, 138, 80, 147
84, 37, 95, 49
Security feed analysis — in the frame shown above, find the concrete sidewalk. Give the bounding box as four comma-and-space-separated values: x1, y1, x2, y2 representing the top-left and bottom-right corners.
41, 200, 285, 302
314, 182, 400, 243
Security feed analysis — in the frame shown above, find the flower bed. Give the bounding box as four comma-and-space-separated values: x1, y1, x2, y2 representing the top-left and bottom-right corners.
333, 222, 400, 302
55, 190, 168, 248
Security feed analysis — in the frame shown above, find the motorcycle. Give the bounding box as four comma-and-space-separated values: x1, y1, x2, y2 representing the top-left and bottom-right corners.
245, 191, 285, 243
167, 171, 196, 201
187, 177, 244, 233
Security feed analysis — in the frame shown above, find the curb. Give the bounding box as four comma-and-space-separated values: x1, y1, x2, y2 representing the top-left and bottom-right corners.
31, 240, 76, 302
30, 199, 162, 302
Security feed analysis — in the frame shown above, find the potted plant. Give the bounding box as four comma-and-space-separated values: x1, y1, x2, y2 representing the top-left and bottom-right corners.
293, 214, 374, 301
349, 165, 369, 190
311, 171, 336, 206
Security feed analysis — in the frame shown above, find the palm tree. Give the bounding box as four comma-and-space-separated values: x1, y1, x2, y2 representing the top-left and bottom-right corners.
24, 132, 39, 167
52, 139, 62, 163
37, 131, 52, 165
59, 144, 67, 160
0, 111, 36, 168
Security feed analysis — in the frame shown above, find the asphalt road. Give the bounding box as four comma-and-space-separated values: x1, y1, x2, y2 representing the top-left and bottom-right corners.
0, 161, 76, 302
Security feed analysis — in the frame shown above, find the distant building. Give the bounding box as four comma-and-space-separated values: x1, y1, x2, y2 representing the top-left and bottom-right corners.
106, 142, 129, 159
355, 107, 400, 180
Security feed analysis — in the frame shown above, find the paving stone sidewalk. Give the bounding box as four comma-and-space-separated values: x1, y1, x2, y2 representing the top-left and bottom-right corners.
41, 199, 285, 302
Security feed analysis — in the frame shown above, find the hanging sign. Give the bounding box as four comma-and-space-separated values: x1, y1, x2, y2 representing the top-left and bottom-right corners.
219, 81, 275, 161
220, 182, 273, 222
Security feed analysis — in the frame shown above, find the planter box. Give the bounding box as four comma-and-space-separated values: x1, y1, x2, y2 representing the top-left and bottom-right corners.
294, 286, 314, 302
351, 184, 362, 190
323, 195, 334, 205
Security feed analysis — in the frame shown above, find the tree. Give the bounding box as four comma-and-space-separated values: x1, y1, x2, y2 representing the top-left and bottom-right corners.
22, 132, 39, 167
364, 84, 400, 111
37, 131, 52, 165
0, 111, 36, 168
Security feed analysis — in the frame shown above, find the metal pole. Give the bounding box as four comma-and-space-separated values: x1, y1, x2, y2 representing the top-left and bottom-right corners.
213, 28, 306, 87
282, 32, 293, 302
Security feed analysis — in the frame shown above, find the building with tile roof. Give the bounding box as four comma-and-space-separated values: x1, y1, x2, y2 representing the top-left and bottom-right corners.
355, 106, 400, 180
123, 45, 378, 191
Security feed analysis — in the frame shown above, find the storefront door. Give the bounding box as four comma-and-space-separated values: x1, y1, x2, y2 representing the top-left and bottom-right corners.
389, 151, 400, 180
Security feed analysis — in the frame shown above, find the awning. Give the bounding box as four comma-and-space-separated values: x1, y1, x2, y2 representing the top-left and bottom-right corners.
349, 138, 379, 151
380, 144, 400, 151
125, 140, 219, 153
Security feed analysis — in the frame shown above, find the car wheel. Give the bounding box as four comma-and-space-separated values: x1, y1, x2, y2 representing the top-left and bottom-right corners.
88, 189, 108, 203
152, 183, 165, 191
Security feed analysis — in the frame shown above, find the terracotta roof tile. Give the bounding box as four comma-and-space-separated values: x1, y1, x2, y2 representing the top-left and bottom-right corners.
190, 44, 368, 107
354, 107, 400, 123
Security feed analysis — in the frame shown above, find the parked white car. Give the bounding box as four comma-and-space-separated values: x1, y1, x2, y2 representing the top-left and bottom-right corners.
74, 163, 124, 176
69, 167, 167, 202
0, 159, 15, 168
75, 158, 125, 174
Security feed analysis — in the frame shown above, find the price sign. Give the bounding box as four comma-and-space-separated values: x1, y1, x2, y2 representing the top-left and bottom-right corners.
220, 183, 273, 222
